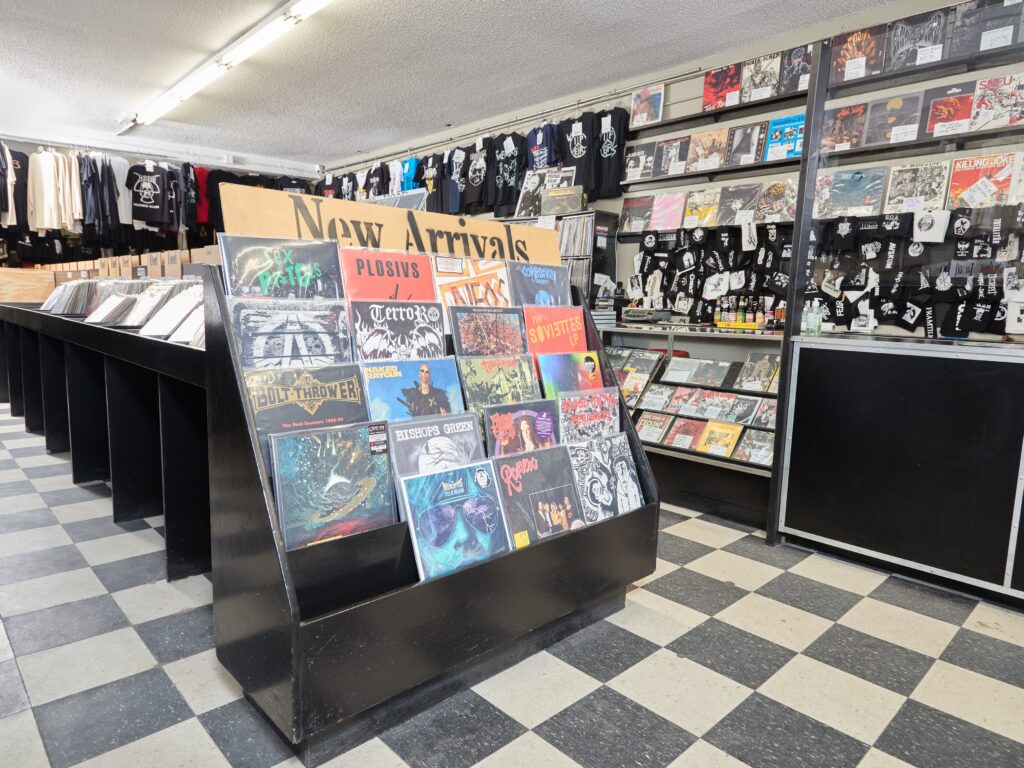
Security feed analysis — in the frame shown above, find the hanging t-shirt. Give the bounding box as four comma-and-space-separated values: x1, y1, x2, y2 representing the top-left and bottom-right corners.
463, 138, 494, 214
314, 176, 345, 199
204, 169, 240, 232
387, 160, 403, 195
446, 148, 469, 215
181, 163, 199, 230
419, 154, 445, 213
491, 133, 527, 218
7, 150, 28, 232
558, 112, 598, 197
594, 107, 629, 200
401, 157, 420, 192
363, 164, 390, 199
194, 166, 210, 224
526, 124, 559, 169
274, 176, 309, 194
126, 163, 172, 226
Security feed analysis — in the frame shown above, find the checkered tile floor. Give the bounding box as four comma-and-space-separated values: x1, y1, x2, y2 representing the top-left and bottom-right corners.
2, 402, 1024, 767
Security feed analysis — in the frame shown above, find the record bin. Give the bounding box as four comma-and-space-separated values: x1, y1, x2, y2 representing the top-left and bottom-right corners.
202, 265, 660, 750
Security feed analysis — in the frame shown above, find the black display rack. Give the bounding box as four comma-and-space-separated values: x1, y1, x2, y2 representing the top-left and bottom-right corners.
201, 266, 660, 753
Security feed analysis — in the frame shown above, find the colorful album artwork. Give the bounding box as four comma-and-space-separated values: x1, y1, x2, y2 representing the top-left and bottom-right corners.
494, 446, 585, 547
820, 104, 868, 151
825, 167, 887, 217
830, 25, 887, 83
450, 306, 527, 356
764, 114, 805, 161
362, 358, 466, 422
619, 196, 655, 232
337, 248, 436, 301
557, 387, 620, 443
483, 400, 559, 457
921, 81, 975, 138
683, 188, 722, 229
970, 76, 1024, 131
458, 355, 541, 412
652, 137, 691, 177
630, 84, 664, 127
536, 352, 604, 398
664, 417, 707, 450
947, 153, 1017, 208
523, 306, 587, 355
703, 64, 742, 111
220, 236, 342, 299
686, 128, 730, 170
650, 193, 689, 232
694, 420, 744, 457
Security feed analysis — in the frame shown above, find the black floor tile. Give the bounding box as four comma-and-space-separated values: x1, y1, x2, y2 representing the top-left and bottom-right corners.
534, 687, 695, 768
0, 658, 29, 719
0, 544, 88, 587
876, 700, 1024, 768
34, 668, 192, 768
0, 507, 57, 534
20, 463, 74, 479
700, 514, 757, 534
643, 567, 746, 616
62, 516, 149, 543
0, 479, 37, 497
136, 605, 214, 663
658, 508, 687, 529
869, 576, 977, 626
4, 594, 130, 656
154, 526, 166, 538
802, 624, 934, 696
92, 551, 167, 592
40, 484, 112, 508
198, 699, 304, 768
380, 689, 525, 768
940, 628, 1024, 688
548, 620, 660, 682
657, 533, 714, 566
722, 535, 809, 570
704, 693, 868, 768
756, 572, 861, 622
667, 618, 794, 689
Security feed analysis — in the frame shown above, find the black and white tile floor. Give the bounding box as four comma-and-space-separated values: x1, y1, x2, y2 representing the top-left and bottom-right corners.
1, 401, 1024, 767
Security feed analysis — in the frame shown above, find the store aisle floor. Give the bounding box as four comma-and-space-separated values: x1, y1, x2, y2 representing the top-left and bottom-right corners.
1, 402, 1023, 768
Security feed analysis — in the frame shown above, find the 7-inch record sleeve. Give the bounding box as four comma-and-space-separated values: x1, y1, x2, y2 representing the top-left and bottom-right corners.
635, 411, 673, 442
734, 353, 780, 392
271, 422, 395, 551
970, 76, 1022, 131
537, 352, 604, 398
690, 360, 733, 388
362, 357, 466, 422
507, 262, 571, 306
622, 349, 664, 376
219, 236, 342, 299
623, 143, 657, 181
494, 446, 585, 548
740, 52, 781, 102
725, 395, 762, 425
568, 433, 644, 524
652, 137, 691, 177
694, 420, 744, 457
638, 384, 675, 413
450, 306, 528, 356
664, 417, 707, 450
227, 297, 352, 369
458, 355, 541, 412
753, 399, 777, 430
883, 10, 948, 72
716, 185, 763, 226
483, 399, 559, 457
338, 248, 436, 301
702, 64, 742, 111
733, 428, 775, 465
557, 387, 620, 443
726, 123, 768, 166
349, 300, 444, 360
921, 81, 975, 138
863, 93, 923, 146
830, 25, 887, 84
661, 357, 703, 384
387, 412, 485, 478
778, 44, 813, 95
523, 306, 587, 355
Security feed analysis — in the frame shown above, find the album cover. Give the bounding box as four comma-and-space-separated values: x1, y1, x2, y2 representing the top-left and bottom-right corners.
271, 423, 394, 551
624, 143, 657, 182
883, 161, 952, 214
726, 123, 768, 166
362, 358, 465, 422
568, 433, 644, 524
349, 300, 444, 360
691, 360, 733, 387
663, 417, 707, 450
483, 400, 559, 456
665, 386, 696, 414
683, 188, 721, 228
228, 298, 352, 369
755, 179, 798, 222
753, 399, 777, 430
694, 420, 744, 457
635, 411, 673, 442
820, 104, 868, 151
652, 137, 691, 177
650, 192, 688, 231
403, 461, 509, 580
537, 352, 605, 397
622, 349, 664, 376
447, 307, 524, 357
778, 44, 813, 95
523, 306, 586, 355
516, 168, 577, 217
764, 114, 805, 161
884, 10, 948, 72
557, 387, 620, 443
674, 388, 710, 417
387, 413, 485, 478
716, 184, 763, 226
813, 174, 834, 219
433, 256, 511, 331
830, 25, 887, 84
724, 395, 762, 425
458, 355, 541, 411
922, 81, 976, 138
947, 153, 1016, 208
220, 236, 343, 299
659, 357, 702, 384
768, 369, 780, 394
630, 84, 664, 127
621, 372, 649, 408
619, 196, 655, 233
735, 353, 781, 391
695, 391, 737, 420
686, 128, 730, 170
604, 347, 632, 371
507, 262, 571, 306
337, 248, 435, 301
638, 384, 675, 412
494, 446, 584, 548
826, 167, 887, 217
703, 64, 742, 111
741, 52, 782, 102
949, 0, 1022, 57
243, 364, 369, 465
863, 93, 924, 145
970, 76, 1024, 131
733, 428, 775, 465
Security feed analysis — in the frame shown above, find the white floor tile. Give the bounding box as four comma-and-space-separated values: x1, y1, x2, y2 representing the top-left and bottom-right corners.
143, 515, 164, 527
0, 493, 47, 516
661, 503, 701, 518
50, 498, 112, 524
0, 525, 71, 558
963, 602, 1024, 649
29, 474, 78, 493
607, 588, 706, 645
76, 529, 165, 567
857, 748, 916, 768
839, 598, 957, 657
0, 567, 106, 617
318, 738, 411, 767
633, 557, 681, 587
473, 733, 581, 768
3, 437, 45, 449
163, 650, 242, 715
669, 740, 751, 767
0, 709, 49, 767
787, 553, 888, 596
912, 659, 1024, 743
663, 518, 747, 549
716, 593, 831, 652
14, 454, 69, 468
685, 550, 783, 592
112, 575, 212, 625
74, 717, 230, 768
0, 468, 27, 484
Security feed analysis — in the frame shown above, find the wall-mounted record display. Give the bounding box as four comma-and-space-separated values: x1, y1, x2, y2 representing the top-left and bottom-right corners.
703, 64, 742, 111
883, 160, 951, 214
883, 10, 948, 72
624, 142, 657, 181
687, 128, 730, 170
717, 184, 763, 226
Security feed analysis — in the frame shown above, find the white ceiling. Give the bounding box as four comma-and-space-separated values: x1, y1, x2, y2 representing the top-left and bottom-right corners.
0, 0, 890, 171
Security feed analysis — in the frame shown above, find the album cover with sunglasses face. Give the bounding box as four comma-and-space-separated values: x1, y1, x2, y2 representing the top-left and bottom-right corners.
557, 387, 620, 444
507, 262, 571, 306
537, 352, 604, 398
362, 358, 466, 422
387, 413, 485, 478
458, 355, 541, 412
483, 400, 559, 457
271, 422, 395, 551
403, 460, 510, 580
220, 236, 343, 299
227, 298, 352, 370
494, 446, 585, 548
450, 306, 527, 357
349, 300, 444, 361
568, 433, 644, 524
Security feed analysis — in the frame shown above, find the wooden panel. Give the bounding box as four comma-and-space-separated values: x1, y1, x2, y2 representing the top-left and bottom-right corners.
0, 270, 56, 303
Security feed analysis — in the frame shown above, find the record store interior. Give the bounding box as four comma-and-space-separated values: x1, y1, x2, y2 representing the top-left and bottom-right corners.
5, 1, 1024, 766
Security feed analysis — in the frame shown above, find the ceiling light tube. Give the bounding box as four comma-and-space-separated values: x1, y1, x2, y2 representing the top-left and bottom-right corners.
219, 15, 296, 68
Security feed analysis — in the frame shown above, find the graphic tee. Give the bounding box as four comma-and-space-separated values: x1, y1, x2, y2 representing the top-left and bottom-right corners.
314, 177, 345, 198
126, 164, 172, 226
463, 137, 495, 214
492, 133, 527, 218
595, 107, 629, 200
527, 124, 560, 169
274, 176, 309, 194
446, 147, 469, 215
558, 112, 598, 197
362, 164, 390, 199
419, 154, 445, 212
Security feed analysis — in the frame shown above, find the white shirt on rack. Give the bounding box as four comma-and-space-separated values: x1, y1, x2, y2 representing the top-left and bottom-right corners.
27, 150, 60, 234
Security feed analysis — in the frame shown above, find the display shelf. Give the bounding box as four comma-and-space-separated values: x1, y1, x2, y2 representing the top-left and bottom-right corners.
628, 91, 808, 140
617, 225, 794, 244
820, 123, 1024, 168
605, 324, 785, 344
641, 442, 772, 477
637, 403, 776, 424
621, 156, 801, 189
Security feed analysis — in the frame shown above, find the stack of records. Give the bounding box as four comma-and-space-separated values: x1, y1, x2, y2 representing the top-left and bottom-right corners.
84, 295, 138, 325
140, 285, 204, 338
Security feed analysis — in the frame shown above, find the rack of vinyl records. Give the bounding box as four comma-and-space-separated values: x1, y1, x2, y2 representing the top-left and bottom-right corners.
202, 236, 659, 743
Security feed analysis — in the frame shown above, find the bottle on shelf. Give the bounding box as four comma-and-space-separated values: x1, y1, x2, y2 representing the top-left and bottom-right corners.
713, 300, 722, 326
755, 297, 765, 328
739, 296, 748, 324
776, 300, 786, 329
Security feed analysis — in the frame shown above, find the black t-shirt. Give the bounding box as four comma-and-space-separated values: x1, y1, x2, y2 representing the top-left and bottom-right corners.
275, 176, 309, 194
463, 138, 495, 214
446, 148, 470, 215
419, 154, 445, 213
492, 134, 527, 218
594, 107, 629, 200
558, 112, 598, 197
8, 150, 28, 232
314, 177, 345, 199
363, 164, 390, 199
205, 170, 240, 232
126, 164, 172, 226
341, 173, 358, 201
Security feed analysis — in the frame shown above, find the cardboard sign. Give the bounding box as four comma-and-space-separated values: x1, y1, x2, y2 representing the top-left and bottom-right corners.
220, 184, 560, 265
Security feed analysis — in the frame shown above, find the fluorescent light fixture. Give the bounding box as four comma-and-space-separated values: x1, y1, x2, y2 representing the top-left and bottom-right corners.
123, 0, 336, 130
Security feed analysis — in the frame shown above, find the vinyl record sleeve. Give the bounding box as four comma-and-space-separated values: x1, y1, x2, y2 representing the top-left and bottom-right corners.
740, 52, 782, 102
686, 128, 730, 170
338, 248, 436, 301
949, 0, 1022, 57
604, 346, 633, 371
702, 64, 742, 111
387, 413, 485, 478
660, 358, 704, 385
813, 174, 834, 219
622, 349, 664, 375
458, 355, 541, 411
694, 420, 744, 457
494, 446, 585, 548
724, 395, 762, 425
753, 399, 777, 430
432, 256, 512, 331
623, 142, 657, 182
734, 353, 780, 392
506, 262, 571, 306
619, 196, 655, 233
220, 236, 342, 299
883, 161, 951, 214
733, 428, 775, 465
638, 384, 675, 412
362, 358, 466, 422
690, 360, 733, 388
228, 298, 352, 369
621, 372, 649, 408
778, 44, 813, 95
635, 411, 673, 442
402, 461, 510, 580
567, 433, 644, 524
726, 123, 768, 167
557, 387, 621, 443
921, 81, 976, 138
271, 422, 395, 551
755, 179, 797, 222
763, 114, 805, 161
349, 300, 444, 360
946, 153, 1016, 208
450, 306, 528, 356
483, 400, 559, 457
523, 306, 587, 355
694, 391, 737, 420
652, 137, 691, 177
666, 386, 696, 414
883, 10, 948, 72
863, 93, 924, 146
820, 104, 868, 151
537, 352, 605, 398
716, 185, 763, 226
650, 193, 689, 231
663, 417, 707, 450
969, 76, 1024, 131
830, 25, 887, 84
683, 188, 721, 229
826, 167, 887, 217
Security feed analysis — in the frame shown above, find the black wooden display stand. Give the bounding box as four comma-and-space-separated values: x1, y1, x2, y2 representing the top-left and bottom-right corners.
202, 266, 660, 758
